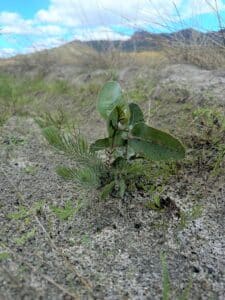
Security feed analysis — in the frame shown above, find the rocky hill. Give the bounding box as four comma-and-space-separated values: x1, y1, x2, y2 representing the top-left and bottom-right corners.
85, 28, 225, 52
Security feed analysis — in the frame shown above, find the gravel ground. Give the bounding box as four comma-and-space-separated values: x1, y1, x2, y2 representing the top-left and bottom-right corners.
0, 114, 224, 300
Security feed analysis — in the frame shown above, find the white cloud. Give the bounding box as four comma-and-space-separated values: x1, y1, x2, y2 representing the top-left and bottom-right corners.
35, 0, 225, 34
0, 12, 64, 36
0, 47, 17, 58
36, 25, 65, 35
35, 0, 183, 28
182, 0, 225, 19
73, 27, 130, 41
1, 1, 225, 37
24, 37, 66, 53
1, 0, 225, 57
0, 12, 34, 34
0, 12, 23, 24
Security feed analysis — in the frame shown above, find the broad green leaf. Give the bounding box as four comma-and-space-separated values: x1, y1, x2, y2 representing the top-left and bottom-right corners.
107, 107, 119, 137
107, 103, 130, 137
127, 145, 136, 159
130, 122, 185, 160
113, 131, 127, 147
117, 102, 131, 125
129, 103, 144, 126
100, 181, 115, 200
90, 138, 111, 152
97, 81, 122, 119
111, 157, 127, 168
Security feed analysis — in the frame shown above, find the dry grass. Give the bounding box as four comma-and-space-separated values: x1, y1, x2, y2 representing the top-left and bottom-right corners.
79, 50, 168, 71
0, 44, 168, 81
125, 51, 168, 67
163, 42, 225, 70
0, 42, 101, 75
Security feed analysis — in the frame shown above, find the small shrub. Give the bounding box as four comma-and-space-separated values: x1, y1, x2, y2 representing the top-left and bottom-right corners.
43, 81, 185, 200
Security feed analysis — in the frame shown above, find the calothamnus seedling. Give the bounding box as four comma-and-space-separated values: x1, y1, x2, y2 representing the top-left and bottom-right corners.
43, 81, 185, 199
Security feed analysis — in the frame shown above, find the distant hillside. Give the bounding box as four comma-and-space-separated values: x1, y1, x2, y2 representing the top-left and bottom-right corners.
84, 28, 225, 52
0, 40, 98, 72
1, 27, 225, 75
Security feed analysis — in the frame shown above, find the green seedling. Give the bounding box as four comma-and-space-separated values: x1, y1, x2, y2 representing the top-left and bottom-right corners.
23, 165, 39, 175
7, 201, 45, 221
50, 200, 78, 221
161, 253, 171, 300
147, 185, 165, 210
178, 205, 203, 230
161, 253, 192, 300
14, 229, 36, 246
43, 81, 185, 200
7, 206, 30, 220
0, 252, 10, 261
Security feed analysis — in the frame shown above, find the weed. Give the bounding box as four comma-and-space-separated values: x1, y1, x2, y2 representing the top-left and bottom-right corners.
7, 201, 45, 221
192, 107, 225, 142
43, 81, 185, 200
160, 253, 192, 300
0, 252, 10, 261
7, 206, 30, 220
106, 69, 119, 81
190, 107, 225, 175
147, 185, 165, 211
5, 135, 25, 146
0, 108, 10, 127
212, 143, 225, 176
164, 37, 225, 69
127, 78, 156, 103
161, 253, 170, 300
0, 74, 34, 115
50, 200, 78, 221
80, 234, 91, 246
23, 165, 39, 175
178, 205, 203, 229
47, 80, 73, 95
14, 229, 36, 246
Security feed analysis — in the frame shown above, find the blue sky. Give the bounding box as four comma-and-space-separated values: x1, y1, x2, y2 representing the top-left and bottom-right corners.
1, 0, 225, 57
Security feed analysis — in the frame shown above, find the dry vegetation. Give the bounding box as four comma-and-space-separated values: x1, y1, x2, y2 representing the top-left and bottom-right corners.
164, 44, 225, 69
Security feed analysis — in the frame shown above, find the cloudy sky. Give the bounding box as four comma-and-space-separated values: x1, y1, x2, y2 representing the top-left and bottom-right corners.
1, 0, 225, 57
